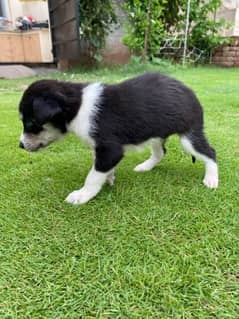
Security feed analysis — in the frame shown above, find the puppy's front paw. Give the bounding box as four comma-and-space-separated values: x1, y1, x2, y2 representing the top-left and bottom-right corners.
65, 189, 91, 205
203, 176, 219, 189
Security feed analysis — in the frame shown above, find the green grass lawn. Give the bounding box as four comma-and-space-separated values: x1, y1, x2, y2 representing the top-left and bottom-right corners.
0, 62, 238, 318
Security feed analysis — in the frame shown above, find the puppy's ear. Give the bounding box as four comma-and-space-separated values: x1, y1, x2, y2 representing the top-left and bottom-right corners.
33, 97, 62, 124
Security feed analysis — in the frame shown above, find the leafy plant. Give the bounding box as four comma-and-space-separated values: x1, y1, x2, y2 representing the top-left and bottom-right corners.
123, 0, 229, 63
123, 0, 166, 61
78, 0, 117, 59
177, 0, 229, 60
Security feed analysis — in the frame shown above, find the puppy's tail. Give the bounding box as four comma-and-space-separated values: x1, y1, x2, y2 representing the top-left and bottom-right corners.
192, 156, 196, 164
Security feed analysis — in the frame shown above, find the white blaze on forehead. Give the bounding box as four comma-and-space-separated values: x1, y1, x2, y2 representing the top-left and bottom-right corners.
67, 82, 103, 146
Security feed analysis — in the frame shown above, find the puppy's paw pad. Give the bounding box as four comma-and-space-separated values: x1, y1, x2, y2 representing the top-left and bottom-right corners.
65, 189, 90, 205
203, 176, 218, 189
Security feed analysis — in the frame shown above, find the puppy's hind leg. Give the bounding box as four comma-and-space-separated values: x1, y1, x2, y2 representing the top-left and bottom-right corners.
134, 138, 166, 172
180, 130, 218, 188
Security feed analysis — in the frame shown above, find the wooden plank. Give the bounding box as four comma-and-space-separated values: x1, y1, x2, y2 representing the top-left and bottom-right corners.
48, 0, 80, 60
10, 34, 25, 62
0, 34, 12, 62
22, 32, 42, 62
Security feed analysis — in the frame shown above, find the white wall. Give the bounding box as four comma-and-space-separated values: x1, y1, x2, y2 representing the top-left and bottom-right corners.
22, 1, 49, 21
222, 0, 238, 10
217, 0, 239, 36
7, 0, 49, 26
8, 0, 23, 24
234, 8, 239, 35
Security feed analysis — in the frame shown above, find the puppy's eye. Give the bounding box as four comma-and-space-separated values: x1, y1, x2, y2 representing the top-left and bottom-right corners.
24, 120, 43, 134
31, 119, 41, 127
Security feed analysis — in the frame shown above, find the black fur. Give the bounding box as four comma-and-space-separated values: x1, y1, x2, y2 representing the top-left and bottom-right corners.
94, 73, 203, 144
91, 73, 215, 171
19, 72, 216, 174
95, 142, 124, 172
19, 80, 85, 134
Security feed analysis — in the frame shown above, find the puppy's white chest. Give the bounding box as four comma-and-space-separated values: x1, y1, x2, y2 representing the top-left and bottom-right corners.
67, 82, 103, 147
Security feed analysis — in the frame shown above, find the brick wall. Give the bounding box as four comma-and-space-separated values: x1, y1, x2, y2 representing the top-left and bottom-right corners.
212, 37, 239, 67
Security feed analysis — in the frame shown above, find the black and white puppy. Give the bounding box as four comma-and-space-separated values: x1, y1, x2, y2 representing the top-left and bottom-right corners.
19, 72, 218, 204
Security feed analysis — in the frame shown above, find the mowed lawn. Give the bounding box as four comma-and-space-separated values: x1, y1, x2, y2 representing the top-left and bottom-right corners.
0, 63, 238, 319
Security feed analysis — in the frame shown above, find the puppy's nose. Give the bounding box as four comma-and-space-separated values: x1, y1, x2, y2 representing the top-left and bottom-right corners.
19, 141, 25, 149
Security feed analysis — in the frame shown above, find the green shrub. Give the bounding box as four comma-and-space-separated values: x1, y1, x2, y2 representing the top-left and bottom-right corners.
123, 0, 166, 61
123, 0, 229, 62
78, 0, 117, 59
178, 0, 229, 60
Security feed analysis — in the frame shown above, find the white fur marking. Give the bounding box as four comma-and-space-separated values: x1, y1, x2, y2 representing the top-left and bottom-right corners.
180, 136, 219, 188
67, 83, 103, 147
20, 124, 62, 151
203, 160, 218, 188
134, 138, 165, 172
65, 166, 111, 205
134, 158, 159, 172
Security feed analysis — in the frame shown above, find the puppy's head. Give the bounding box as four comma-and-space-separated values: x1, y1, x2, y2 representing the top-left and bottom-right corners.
19, 80, 78, 152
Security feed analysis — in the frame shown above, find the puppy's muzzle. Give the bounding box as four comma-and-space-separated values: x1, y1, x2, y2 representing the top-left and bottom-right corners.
19, 140, 43, 152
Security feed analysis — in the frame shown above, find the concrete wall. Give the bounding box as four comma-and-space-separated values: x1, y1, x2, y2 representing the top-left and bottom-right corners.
216, 0, 239, 36
102, 0, 130, 64
212, 1, 239, 66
